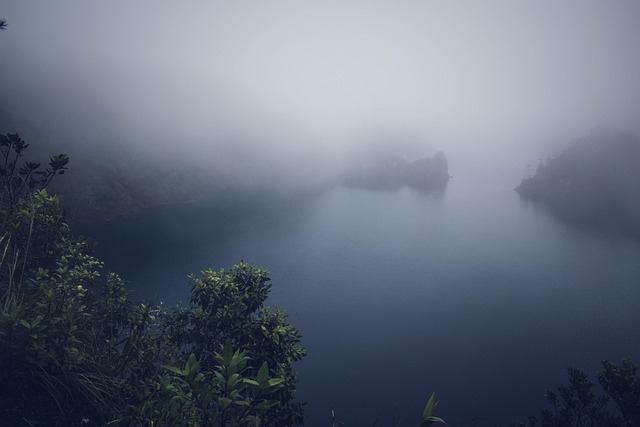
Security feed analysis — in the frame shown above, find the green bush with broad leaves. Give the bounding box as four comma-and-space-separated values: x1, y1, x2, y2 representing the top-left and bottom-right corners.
0, 132, 306, 426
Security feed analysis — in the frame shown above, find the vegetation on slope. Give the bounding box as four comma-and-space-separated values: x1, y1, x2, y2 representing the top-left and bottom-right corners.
516, 128, 640, 237
1, 133, 306, 426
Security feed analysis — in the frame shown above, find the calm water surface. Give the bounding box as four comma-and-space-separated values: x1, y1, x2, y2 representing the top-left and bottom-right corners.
79, 170, 640, 426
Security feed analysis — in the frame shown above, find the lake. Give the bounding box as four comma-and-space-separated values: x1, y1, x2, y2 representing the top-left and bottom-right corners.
78, 163, 640, 426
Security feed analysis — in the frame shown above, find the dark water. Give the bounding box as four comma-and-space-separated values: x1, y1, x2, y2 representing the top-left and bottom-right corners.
78, 170, 640, 426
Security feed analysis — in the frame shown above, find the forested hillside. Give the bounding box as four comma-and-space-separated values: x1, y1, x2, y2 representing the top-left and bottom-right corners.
516, 129, 640, 238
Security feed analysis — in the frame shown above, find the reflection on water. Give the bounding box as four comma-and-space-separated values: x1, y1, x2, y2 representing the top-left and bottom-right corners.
79, 178, 640, 426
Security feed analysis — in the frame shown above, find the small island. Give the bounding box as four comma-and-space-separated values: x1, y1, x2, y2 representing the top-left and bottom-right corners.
516, 128, 640, 237
343, 151, 450, 191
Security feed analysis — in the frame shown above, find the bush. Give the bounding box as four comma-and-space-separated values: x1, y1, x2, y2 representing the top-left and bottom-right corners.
536, 359, 640, 427
0, 133, 306, 426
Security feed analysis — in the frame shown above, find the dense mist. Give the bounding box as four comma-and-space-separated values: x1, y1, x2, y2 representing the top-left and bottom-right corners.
3, 1, 640, 188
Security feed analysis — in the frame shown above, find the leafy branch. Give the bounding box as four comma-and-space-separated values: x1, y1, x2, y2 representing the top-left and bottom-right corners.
0, 133, 69, 210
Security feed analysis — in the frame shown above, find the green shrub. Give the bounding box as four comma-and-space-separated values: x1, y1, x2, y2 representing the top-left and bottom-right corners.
0, 133, 306, 426
535, 359, 640, 427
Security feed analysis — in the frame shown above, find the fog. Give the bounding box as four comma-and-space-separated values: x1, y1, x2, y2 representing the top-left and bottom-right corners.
5, 3, 640, 425
3, 1, 640, 188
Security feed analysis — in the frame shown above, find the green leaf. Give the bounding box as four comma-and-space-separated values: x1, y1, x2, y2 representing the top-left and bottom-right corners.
218, 397, 232, 410
420, 392, 446, 426
423, 392, 437, 419
33, 315, 44, 326
185, 353, 198, 371
164, 365, 185, 376
256, 361, 269, 386
268, 378, 284, 387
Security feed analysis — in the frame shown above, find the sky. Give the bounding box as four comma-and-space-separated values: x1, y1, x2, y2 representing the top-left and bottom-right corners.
2, 1, 640, 171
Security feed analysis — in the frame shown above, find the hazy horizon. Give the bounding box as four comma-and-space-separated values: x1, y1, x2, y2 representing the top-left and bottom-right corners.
3, 1, 640, 183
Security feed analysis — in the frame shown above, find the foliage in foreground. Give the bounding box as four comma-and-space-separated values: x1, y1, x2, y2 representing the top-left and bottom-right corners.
1, 133, 306, 426
330, 392, 446, 427
500, 359, 640, 427
537, 359, 640, 427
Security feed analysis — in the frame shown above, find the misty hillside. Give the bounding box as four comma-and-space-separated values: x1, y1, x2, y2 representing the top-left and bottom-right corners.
516, 129, 640, 237
0, 116, 212, 223
0, 45, 338, 222
1, 65, 449, 222
0, 88, 325, 223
